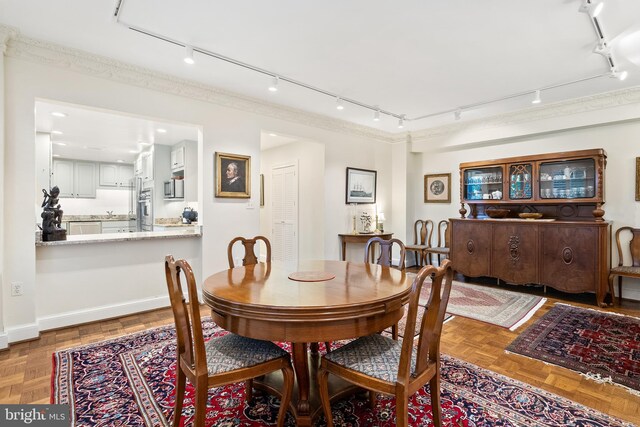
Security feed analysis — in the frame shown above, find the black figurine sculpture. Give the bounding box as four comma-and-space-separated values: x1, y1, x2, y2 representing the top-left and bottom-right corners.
40, 186, 67, 241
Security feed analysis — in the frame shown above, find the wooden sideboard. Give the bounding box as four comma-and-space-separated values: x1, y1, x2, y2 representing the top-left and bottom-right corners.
450, 218, 611, 306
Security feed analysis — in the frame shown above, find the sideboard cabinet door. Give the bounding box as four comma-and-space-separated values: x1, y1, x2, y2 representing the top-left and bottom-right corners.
451, 220, 491, 277
491, 223, 538, 284
539, 225, 596, 293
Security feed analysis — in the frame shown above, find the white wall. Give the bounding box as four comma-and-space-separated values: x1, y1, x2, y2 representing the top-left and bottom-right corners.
1, 39, 391, 343
260, 140, 325, 261
62, 189, 130, 216
413, 118, 640, 301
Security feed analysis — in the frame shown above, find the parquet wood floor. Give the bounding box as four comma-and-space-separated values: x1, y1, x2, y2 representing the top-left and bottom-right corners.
0, 274, 638, 425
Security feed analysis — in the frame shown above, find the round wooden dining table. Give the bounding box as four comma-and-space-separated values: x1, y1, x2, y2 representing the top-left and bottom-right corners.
202, 260, 414, 426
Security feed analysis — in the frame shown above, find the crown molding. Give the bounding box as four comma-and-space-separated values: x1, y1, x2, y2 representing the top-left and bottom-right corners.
409, 85, 640, 144
1, 25, 395, 143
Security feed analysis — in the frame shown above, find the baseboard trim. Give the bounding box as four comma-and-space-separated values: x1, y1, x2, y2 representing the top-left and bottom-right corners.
37, 295, 171, 332
7, 322, 40, 344
0, 332, 8, 350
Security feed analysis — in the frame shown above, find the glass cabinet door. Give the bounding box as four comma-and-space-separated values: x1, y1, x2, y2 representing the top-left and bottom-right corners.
463, 166, 503, 200
539, 158, 595, 200
508, 163, 533, 200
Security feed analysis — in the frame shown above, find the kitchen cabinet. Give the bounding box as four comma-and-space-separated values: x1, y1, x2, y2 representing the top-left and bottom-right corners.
99, 163, 134, 187
53, 159, 96, 198
170, 144, 185, 172
101, 220, 135, 233
141, 150, 154, 183
459, 149, 606, 221
68, 221, 101, 235
134, 157, 143, 177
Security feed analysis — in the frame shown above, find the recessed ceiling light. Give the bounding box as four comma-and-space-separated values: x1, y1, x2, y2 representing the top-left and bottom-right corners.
53, 142, 67, 146
52, 154, 60, 157
51, 130, 63, 135
269, 133, 277, 137
156, 128, 167, 133
116, 159, 124, 163
138, 140, 151, 146
129, 149, 139, 153
51, 112, 67, 118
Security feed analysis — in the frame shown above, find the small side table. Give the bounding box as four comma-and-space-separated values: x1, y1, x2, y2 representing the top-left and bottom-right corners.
339, 232, 393, 262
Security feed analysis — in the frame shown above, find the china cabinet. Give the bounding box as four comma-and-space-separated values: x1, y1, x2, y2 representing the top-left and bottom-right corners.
451, 149, 612, 307
459, 149, 606, 221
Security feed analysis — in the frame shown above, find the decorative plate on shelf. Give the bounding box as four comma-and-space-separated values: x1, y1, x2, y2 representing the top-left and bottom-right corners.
518, 213, 543, 220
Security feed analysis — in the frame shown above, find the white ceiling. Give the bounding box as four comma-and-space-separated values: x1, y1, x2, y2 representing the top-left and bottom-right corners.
36, 100, 199, 163
4, 1, 640, 133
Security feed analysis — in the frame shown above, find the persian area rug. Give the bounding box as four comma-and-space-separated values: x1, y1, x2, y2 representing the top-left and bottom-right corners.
506, 303, 640, 395
52, 319, 633, 426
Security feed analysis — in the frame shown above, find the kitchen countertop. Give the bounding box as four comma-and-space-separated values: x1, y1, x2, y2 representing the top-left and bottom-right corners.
154, 222, 199, 227
65, 215, 136, 222
35, 227, 202, 246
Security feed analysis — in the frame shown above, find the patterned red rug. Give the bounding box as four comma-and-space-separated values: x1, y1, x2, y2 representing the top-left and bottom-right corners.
506, 303, 640, 395
52, 319, 633, 426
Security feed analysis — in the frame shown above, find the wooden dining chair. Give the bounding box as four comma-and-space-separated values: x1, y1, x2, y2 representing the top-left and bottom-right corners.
364, 237, 406, 270
318, 259, 454, 427
608, 226, 640, 304
165, 255, 294, 427
424, 220, 450, 266
227, 235, 271, 268
405, 219, 434, 268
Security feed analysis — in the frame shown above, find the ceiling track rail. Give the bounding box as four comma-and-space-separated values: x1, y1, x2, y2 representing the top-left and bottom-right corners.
112, 0, 624, 125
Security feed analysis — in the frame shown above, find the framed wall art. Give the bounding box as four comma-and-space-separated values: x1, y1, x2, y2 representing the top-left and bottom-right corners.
346, 167, 377, 204
215, 152, 251, 198
424, 173, 451, 203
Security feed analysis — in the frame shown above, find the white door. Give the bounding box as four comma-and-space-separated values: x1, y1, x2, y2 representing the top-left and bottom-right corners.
271, 163, 298, 264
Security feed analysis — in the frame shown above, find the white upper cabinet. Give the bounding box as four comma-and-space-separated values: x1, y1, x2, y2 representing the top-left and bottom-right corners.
170, 145, 185, 172
99, 163, 134, 187
53, 159, 96, 198
141, 150, 154, 182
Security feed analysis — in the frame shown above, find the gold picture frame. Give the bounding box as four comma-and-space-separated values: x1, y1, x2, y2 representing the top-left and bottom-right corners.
215, 152, 251, 198
636, 157, 640, 201
424, 173, 451, 203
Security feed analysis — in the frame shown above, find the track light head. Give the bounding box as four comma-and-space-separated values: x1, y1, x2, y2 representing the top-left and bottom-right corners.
373, 109, 380, 122
268, 76, 279, 92
336, 97, 344, 110
579, 0, 603, 17
609, 69, 628, 81
398, 116, 405, 129
593, 40, 610, 56
532, 90, 542, 104
454, 109, 462, 121
184, 46, 195, 65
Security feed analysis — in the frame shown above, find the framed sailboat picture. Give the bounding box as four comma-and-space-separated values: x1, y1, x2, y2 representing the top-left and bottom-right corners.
346, 167, 377, 204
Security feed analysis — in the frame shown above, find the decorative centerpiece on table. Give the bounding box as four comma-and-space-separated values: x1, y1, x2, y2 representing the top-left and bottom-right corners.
39, 186, 67, 241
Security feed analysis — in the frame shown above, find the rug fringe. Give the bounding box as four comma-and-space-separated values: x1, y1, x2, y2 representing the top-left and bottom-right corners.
509, 297, 547, 331
505, 349, 640, 396
554, 302, 640, 321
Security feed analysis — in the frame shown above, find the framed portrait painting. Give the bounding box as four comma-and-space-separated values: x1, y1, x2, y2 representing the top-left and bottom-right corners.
346, 167, 377, 204
424, 173, 451, 203
215, 152, 251, 198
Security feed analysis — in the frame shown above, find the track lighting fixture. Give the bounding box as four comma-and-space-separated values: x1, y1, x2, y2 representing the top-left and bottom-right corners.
532, 90, 541, 104
579, 0, 603, 17
112, 0, 628, 129
268, 76, 279, 92
184, 46, 195, 65
610, 69, 628, 81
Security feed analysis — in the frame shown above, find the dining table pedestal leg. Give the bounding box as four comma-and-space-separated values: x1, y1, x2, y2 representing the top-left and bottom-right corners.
292, 342, 311, 425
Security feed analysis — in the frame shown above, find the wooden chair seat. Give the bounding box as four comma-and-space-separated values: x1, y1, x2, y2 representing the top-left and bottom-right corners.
608, 226, 640, 304
423, 220, 450, 266
318, 260, 454, 427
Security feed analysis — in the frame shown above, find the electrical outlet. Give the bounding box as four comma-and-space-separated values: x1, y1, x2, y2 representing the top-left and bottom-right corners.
246, 201, 255, 209
11, 282, 23, 297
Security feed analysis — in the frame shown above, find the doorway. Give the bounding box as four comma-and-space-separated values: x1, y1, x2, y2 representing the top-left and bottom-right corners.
271, 163, 298, 263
